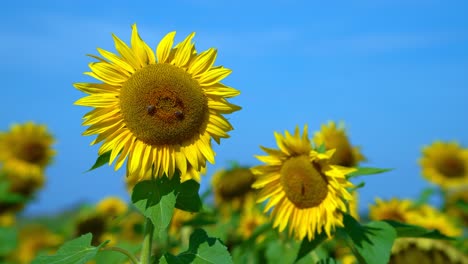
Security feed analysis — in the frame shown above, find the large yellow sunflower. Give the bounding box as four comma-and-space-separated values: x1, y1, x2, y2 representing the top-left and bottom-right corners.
74, 24, 240, 182
251, 125, 355, 241
419, 141, 468, 188
313, 121, 365, 167
0, 122, 55, 178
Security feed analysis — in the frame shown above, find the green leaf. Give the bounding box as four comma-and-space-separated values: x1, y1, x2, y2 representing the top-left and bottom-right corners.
383, 220, 454, 240
346, 167, 392, 179
87, 151, 111, 172
0, 227, 17, 255
93, 241, 140, 264
176, 180, 202, 212
342, 214, 396, 264
295, 232, 328, 263
316, 258, 337, 264
160, 228, 232, 264
131, 177, 177, 231
266, 240, 298, 264
32, 233, 107, 264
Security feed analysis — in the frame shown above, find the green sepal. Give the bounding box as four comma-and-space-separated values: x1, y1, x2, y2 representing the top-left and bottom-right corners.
32, 233, 108, 264
160, 228, 232, 264
316, 144, 327, 154
86, 151, 111, 172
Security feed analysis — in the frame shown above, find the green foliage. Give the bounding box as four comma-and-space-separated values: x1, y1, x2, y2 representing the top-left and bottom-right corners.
131, 178, 177, 233
295, 232, 328, 263
32, 233, 107, 264
346, 167, 392, 179
341, 214, 397, 264
266, 240, 299, 264
87, 151, 112, 172
0, 227, 17, 256
383, 220, 454, 240
176, 180, 202, 212
160, 228, 232, 264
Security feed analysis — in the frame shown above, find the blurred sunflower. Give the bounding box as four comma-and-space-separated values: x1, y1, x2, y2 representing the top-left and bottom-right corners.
10, 224, 62, 264
211, 166, 257, 211
390, 238, 468, 264
96, 196, 128, 219
0, 122, 55, 178
0, 212, 15, 227
120, 211, 145, 243
237, 196, 268, 241
168, 208, 195, 248
411, 204, 463, 237
420, 141, 468, 188
313, 121, 365, 167
369, 198, 415, 223
74, 24, 240, 182
75, 213, 108, 246
252, 125, 355, 240
445, 187, 468, 225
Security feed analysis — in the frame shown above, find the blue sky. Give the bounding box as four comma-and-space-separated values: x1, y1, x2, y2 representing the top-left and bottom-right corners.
1, 1, 467, 215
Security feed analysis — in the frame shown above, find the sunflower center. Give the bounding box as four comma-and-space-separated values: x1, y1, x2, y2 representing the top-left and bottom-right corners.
437, 156, 465, 178
120, 63, 208, 145
17, 142, 46, 164
280, 155, 329, 209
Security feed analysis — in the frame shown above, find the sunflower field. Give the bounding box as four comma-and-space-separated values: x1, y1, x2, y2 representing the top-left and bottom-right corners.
1, 2, 468, 264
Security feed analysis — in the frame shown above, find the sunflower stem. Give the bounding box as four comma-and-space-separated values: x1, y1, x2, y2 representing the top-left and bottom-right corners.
140, 217, 154, 264
102, 246, 139, 264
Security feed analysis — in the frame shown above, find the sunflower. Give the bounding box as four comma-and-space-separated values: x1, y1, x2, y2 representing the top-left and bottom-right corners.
313, 121, 365, 167
0, 212, 15, 227
419, 141, 468, 188
237, 195, 268, 241
445, 187, 468, 225
75, 213, 108, 246
0, 122, 55, 178
390, 238, 468, 264
211, 166, 257, 211
369, 198, 415, 223
410, 204, 463, 237
74, 24, 240, 182
251, 125, 355, 241
96, 196, 128, 219
10, 224, 62, 264
120, 211, 145, 243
